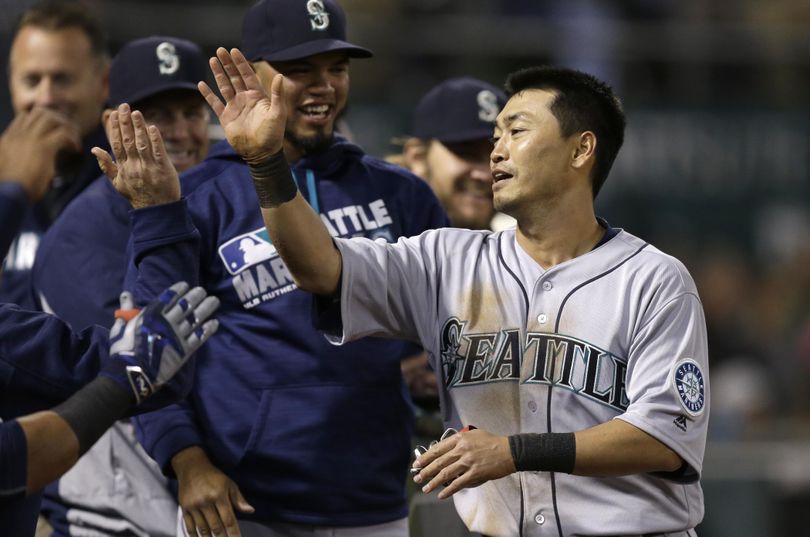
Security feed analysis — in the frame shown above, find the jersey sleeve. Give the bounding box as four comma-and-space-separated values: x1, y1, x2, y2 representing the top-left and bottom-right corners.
616, 292, 709, 481
0, 420, 27, 503
323, 231, 440, 346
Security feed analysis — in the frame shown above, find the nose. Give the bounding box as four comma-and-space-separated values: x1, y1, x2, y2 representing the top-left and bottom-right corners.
159, 114, 190, 141
33, 77, 58, 108
490, 138, 507, 164
308, 68, 335, 95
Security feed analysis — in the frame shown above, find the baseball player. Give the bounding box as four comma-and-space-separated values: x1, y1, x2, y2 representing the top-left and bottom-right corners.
181, 51, 709, 537
402, 77, 507, 231
0, 1, 109, 308
92, 1, 448, 536
32, 36, 210, 537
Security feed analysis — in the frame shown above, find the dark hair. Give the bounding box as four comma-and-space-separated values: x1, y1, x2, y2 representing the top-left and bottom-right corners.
14, 0, 108, 62
505, 66, 625, 197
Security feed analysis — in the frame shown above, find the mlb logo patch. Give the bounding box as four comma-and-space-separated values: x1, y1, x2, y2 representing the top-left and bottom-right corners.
218, 227, 278, 275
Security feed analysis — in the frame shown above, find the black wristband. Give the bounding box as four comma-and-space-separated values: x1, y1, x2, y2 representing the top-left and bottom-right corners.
53, 377, 134, 455
248, 150, 298, 208
508, 432, 576, 473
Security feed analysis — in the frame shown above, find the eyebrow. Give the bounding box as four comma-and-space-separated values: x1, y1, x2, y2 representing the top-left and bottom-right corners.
497, 111, 531, 128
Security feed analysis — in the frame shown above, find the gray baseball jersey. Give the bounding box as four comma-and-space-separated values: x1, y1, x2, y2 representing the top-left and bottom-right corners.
325, 227, 709, 537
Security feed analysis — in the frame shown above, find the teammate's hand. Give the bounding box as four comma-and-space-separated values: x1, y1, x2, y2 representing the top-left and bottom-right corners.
199, 47, 287, 164
102, 282, 219, 404
412, 428, 516, 499
0, 108, 80, 201
173, 447, 255, 537
93, 103, 181, 209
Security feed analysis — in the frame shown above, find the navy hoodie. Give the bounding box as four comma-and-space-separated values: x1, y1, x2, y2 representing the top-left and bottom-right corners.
128, 137, 448, 526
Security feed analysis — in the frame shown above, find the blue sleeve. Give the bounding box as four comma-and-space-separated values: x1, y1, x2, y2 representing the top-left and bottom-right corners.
0, 183, 28, 262
125, 198, 204, 472
124, 199, 201, 302
0, 305, 109, 405
0, 420, 27, 503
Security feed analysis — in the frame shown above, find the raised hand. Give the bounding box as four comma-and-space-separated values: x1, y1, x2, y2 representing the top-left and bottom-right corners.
93, 103, 180, 209
104, 282, 220, 404
199, 47, 287, 164
0, 108, 81, 201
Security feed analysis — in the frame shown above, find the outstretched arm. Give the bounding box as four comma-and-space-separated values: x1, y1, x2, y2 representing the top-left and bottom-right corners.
199, 47, 341, 296
0, 283, 218, 498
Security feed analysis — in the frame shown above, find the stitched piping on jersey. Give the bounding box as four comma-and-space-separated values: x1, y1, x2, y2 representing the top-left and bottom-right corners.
548, 241, 649, 537
289, 168, 320, 212
497, 232, 529, 313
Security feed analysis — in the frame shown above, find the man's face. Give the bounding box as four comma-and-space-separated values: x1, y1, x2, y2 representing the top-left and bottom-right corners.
9, 26, 108, 139
423, 138, 494, 230
253, 51, 349, 158
490, 89, 575, 217
137, 91, 210, 173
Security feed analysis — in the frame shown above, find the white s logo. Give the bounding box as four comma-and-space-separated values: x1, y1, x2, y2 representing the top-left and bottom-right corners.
477, 90, 499, 122
307, 0, 330, 31
156, 42, 180, 75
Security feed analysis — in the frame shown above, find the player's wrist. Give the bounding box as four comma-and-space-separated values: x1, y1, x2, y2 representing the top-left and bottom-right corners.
53, 376, 134, 456
247, 149, 298, 208
171, 445, 212, 477
508, 432, 576, 474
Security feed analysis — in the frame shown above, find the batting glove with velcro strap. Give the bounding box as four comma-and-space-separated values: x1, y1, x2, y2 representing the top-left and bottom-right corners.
101, 281, 220, 405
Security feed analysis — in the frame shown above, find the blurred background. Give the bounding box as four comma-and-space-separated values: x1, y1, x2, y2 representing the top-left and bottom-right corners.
2, 0, 809, 535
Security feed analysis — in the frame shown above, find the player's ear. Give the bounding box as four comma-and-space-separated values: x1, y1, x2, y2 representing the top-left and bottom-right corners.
403, 137, 429, 180
571, 131, 596, 171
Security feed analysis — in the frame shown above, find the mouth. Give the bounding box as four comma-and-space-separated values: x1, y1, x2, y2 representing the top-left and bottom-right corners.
298, 103, 333, 123
491, 169, 514, 183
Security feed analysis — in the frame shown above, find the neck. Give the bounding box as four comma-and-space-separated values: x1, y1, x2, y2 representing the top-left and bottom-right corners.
514, 189, 604, 270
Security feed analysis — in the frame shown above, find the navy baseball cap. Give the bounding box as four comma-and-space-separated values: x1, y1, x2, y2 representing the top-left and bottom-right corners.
108, 36, 206, 107
412, 77, 507, 144
241, 0, 372, 63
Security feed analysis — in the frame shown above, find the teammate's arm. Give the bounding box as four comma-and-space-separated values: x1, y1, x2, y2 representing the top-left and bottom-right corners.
198, 47, 341, 295
0, 283, 219, 498
412, 420, 682, 500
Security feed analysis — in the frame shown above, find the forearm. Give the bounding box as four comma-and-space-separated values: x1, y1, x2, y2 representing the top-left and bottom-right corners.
260, 194, 341, 295
250, 150, 341, 296
16, 412, 79, 493
17, 375, 133, 494
508, 419, 682, 477
573, 419, 682, 476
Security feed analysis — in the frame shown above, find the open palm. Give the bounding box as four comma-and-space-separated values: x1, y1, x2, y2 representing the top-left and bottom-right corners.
199, 47, 287, 164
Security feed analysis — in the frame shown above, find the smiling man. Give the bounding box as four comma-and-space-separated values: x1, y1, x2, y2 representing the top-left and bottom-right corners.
101, 1, 448, 537
403, 77, 507, 230
31, 35, 209, 537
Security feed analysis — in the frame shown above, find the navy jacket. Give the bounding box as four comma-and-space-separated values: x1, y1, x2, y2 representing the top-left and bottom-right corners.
129, 138, 448, 526
0, 128, 108, 309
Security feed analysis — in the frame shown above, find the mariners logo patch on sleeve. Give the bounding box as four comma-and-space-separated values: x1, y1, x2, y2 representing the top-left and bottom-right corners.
672, 359, 706, 416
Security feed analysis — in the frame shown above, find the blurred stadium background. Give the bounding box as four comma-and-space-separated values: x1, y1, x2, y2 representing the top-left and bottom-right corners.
2, 1, 809, 535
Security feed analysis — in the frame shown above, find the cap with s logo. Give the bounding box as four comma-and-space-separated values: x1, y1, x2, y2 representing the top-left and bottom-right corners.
412, 77, 507, 144
241, 0, 372, 63
108, 36, 206, 108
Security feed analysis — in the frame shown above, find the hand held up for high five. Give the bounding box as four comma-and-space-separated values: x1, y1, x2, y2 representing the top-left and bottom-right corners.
199, 47, 287, 165
93, 103, 180, 209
